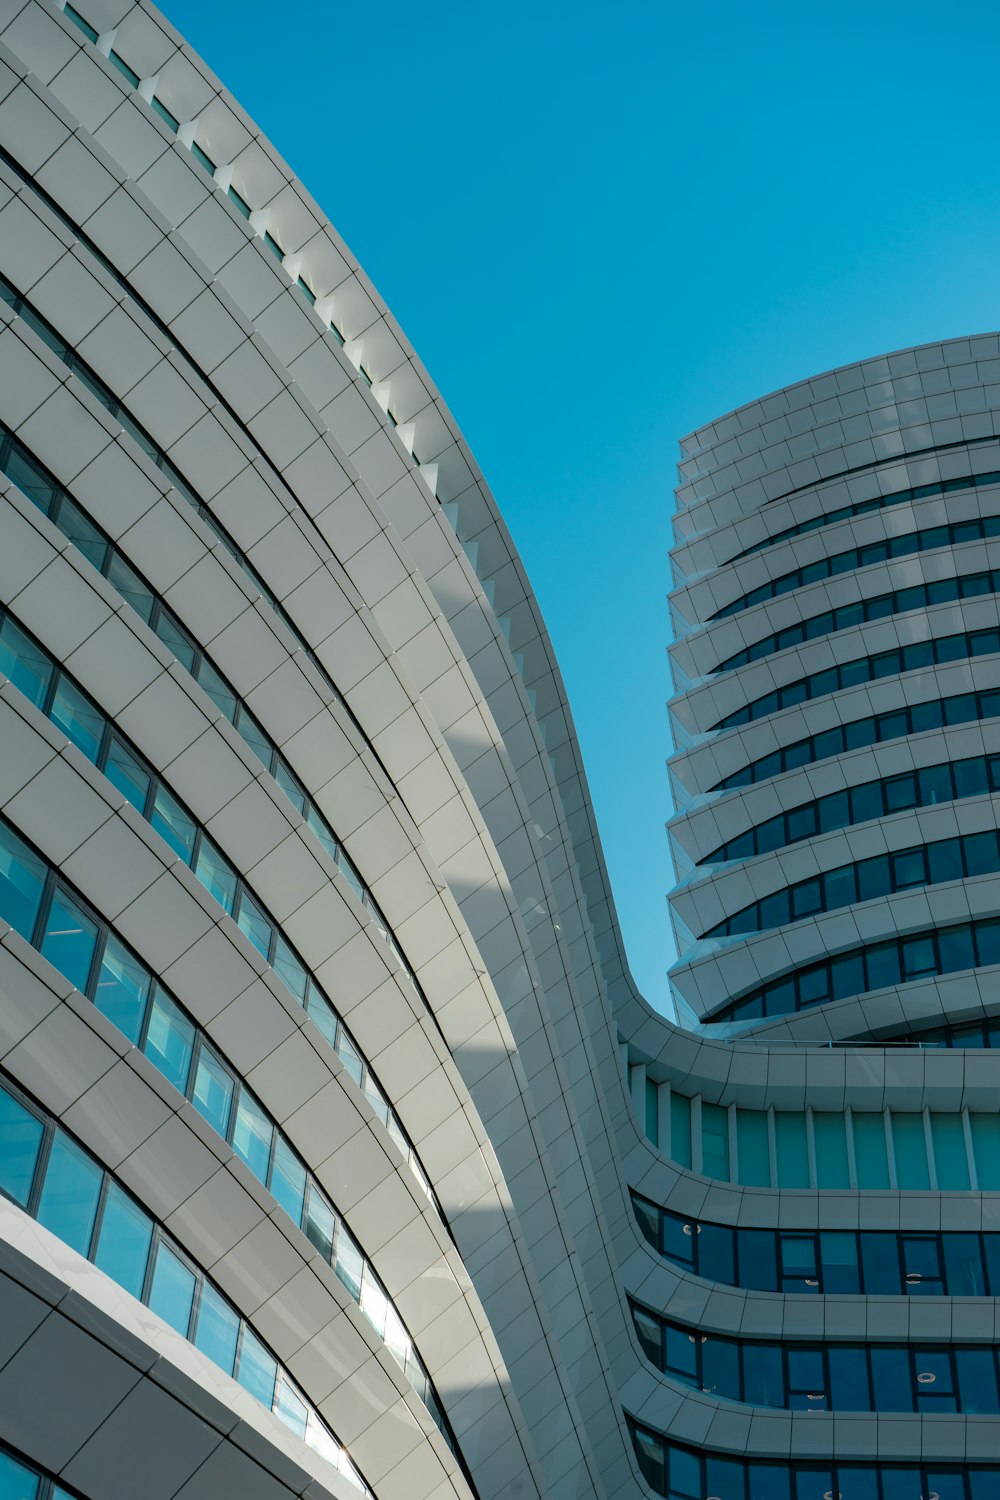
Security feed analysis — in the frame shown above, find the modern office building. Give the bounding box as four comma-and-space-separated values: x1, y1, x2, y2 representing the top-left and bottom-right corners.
0, 4, 998, 1500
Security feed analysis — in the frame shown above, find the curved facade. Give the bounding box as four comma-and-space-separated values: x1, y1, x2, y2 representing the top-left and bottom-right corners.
0, 3, 999, 1500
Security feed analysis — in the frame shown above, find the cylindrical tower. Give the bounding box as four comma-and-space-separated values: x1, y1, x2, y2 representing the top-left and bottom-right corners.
668, 339, 1000, 1047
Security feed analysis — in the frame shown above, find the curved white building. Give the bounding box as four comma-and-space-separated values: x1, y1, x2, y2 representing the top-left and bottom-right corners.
0, 4, 998, 1500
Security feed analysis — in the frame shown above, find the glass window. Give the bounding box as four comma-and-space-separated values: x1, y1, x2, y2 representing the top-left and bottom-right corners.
914, 1349, 956, 1410
938, 923, 976, 974
192, 1042, 235, 1140
104, 736, 151, 813
869, 1345, 913, 1410
892, 1114, 930, 1189
0, 617, 53, 708
236, 891, 272, 960
736, 1109, 770, 1187
928, 839, 964, 884
36, 1131, 102, 1255
791, 877, 822, 920
5, 442, 57, 514
273, 760, 306, 815
274, 1373, 308, 1438
193, 837, 237, 915
304, 1183, 335, 1262
747, 1465, 790, 1500
231, 1087, 273, 1182
0, 1449, 39, 1500
359, 1269, 388, 1340
0, 1086, 44, 1207
971, 1114, 1000, 1189
49, 675, 104, 762
41, 889, 99, 994
827, 1343, 869, 1408
742, 1343, 784, 1406
786, 803, 817, 842
813, 1113, 849, 1187
56, 495, 107, 570
892, 848, 927, 891
234, 706, 272, 768
305, 988, 337, 1048
237, 1326, 277, 1407
151, 785, 197, 864
193, 1281, 240, 1376
94, 932, 150, 1045
943, 1234, 985, 1296
261, 1135, 305, 1230
143, 990, 195, 1096
656, 1210, 689, 1266
820, 1232, 860, 1294
884, 772, 918, 811
774, 1114, 809, 1188
701, 1102, 729, 1179
930, 1113, 970, 1189
859, 1232, 899, 1294
697, 1222, 735, 1284
701, 1336, 739, 1401
737, 1229, 777, 1292
663, 1322, 698, 1381
334, 1223, 364, 1302
955, 1348, 999, 1414
787, 1346, 826, 1409
106, 551, 154, 623
901, 1235, 943, 1293
853, 1114, 890, 1190
94, 1181, 153, 1299
900, 934, 936, 981
273, 936, 307, 1005
671, 1095, 693, 1169
830, 951, 865, 1001
153, 610, 197, 672
633, 1307, 661, 1365
632, 1429, 665, 1491
194, 658, 238, 723
975, 917, 1000, 967
796, 966, 830, 1008
865, 940, 901, 991
148, 1241, 196, 1335
0, 821, 46, 941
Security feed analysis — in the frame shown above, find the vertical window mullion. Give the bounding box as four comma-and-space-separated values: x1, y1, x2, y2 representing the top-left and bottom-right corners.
135, 978, 157, 1054
94, 717, 114, 776
24, 1117, 55, 1221
83, 919, 109, 1002
87, 1170, 112, 1264
139, 1225, 161, 1308
30, 870, 58, 951
141, 759, 160, 823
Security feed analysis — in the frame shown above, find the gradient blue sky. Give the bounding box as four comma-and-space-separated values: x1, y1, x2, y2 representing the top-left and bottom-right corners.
166, 0, 1000, 1012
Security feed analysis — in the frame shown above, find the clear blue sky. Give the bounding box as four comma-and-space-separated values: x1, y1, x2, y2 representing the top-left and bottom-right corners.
166, 0, 1000, 1013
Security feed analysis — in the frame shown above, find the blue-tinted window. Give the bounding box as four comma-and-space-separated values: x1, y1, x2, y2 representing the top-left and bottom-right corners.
232, 1087, 272, 1182
192, 1043, 235, 1140
104, 737, 151, 813
0, 1449, 39, 1500
237, 1326, 277, 1407
148, 1241, 196, 1336
36, 1131, 102, 1256
151, 785, 197, 863
0, 1087, 43, 1207
0, 822, 46, 942
41, 890, 99, 994
0, 617, 53, 708
50, 676, 103, 762
143, 990, 195, 1096
193, 837, 237, 915
94, 1181, 153, 1299
193, 1281, 240, 1376
94, 932, 150, 1045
